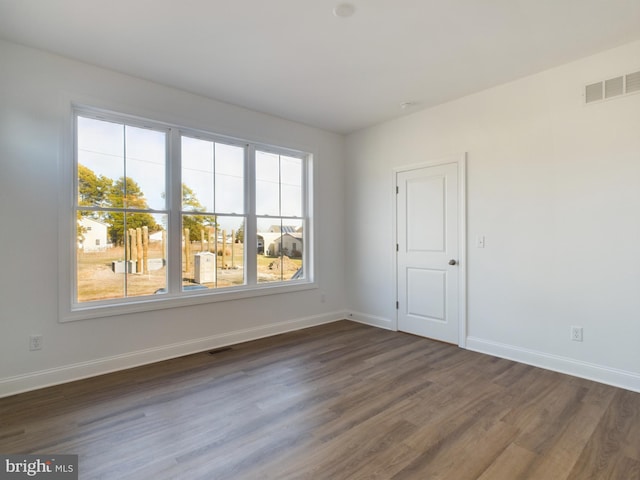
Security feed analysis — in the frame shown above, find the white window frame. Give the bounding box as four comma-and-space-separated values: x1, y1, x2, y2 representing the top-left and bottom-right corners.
59, 105, 315, 322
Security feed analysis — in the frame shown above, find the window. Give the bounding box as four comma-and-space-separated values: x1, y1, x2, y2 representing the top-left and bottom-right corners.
181, 135, 245, 289
256, 150, 304, 283
76, 115, 168, 302
70, 107, 312, 316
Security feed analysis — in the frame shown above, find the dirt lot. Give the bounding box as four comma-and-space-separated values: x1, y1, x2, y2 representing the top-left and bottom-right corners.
77, 242, 301, 303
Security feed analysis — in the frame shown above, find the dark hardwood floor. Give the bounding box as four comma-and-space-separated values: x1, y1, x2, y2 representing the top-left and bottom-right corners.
1, 321, 639, 479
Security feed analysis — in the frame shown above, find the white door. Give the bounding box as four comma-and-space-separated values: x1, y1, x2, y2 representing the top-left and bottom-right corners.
397, 161, 461, 344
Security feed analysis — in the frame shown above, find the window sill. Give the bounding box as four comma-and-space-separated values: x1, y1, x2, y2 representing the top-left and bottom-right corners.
60, 281, 317, 322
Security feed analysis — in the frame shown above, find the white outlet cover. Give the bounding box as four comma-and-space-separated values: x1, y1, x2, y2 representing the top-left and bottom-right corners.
570, 326, 583, 342
29, 335, 43, 350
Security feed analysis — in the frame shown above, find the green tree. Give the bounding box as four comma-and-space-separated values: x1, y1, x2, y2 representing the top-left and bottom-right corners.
182, 184, 216, 241
106, 177, 158, 245
78, 164, 113, 211
235, 223, 244, 243
77, 164, 114, 242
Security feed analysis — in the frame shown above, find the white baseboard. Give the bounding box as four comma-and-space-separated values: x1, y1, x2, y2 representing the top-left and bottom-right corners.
347, 311, 396, 331
466, 336, 640, 393
9, 317, 636, 398
0, 312, 346, 398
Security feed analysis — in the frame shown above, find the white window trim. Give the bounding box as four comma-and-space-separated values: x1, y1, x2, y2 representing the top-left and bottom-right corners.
59, 104, 316, 323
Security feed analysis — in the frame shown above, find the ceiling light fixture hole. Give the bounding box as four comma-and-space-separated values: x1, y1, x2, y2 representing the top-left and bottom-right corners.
333, 3, 355, 18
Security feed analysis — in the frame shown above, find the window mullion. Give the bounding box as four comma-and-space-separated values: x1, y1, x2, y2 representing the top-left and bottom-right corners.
122, 124, 129, 297
167, 128, 183, 294
303, 156, 311, 282
246, 144, 257, 285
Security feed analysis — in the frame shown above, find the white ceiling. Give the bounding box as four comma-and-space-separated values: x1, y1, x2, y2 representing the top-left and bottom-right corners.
1, 0, 639, 134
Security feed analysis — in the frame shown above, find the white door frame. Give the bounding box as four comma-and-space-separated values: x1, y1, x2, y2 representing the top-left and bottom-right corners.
393, 153, 467, 348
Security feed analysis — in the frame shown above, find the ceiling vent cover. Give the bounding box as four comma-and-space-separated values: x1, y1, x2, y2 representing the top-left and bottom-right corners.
585, 69, 640, 105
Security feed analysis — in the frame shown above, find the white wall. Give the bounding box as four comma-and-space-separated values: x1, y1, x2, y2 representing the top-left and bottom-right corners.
0, 40, 347, 396
346, 40, 640, 391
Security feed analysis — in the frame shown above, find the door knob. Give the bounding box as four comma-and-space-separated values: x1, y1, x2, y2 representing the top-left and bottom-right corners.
449, 259, 457, 265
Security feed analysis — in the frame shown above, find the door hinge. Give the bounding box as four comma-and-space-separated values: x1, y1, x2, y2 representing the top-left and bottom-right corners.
396, 301, 399, 309
396, 186, 399, 194
396, 243, 399, 252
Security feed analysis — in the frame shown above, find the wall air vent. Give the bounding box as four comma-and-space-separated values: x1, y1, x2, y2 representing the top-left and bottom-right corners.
604, 76, 624, 98
585, 82, 603, 103
585, 69, 640, 105
626, 71, 640, 94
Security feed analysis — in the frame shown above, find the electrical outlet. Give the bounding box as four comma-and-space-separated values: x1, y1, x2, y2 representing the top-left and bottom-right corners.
570, 326, 583, 342
29, 335, 43, 351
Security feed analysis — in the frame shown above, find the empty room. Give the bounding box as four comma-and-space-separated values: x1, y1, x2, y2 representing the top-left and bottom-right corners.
1, 1, 640, 479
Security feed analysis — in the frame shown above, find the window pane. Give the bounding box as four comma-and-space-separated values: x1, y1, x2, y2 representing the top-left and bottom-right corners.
181, 215, 245, 290
125, 126, 166, 210
124, 213, 168, 297
216, 216, 245, 288
280, 155, 302, 217
77, 212, 167, 302
77, 117, 123, 208
181, 214, 215, 291
256, 150, 280, 216
215, 143, 245, 214
257, 218, 303, 284
77, 214, 123, 302
182, 136, 214, 212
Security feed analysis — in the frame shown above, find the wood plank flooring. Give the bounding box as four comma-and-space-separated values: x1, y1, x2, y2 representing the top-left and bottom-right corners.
1, 321, 639, 479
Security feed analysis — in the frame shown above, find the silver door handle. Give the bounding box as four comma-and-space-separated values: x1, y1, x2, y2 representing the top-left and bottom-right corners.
449, 259, 457, 265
